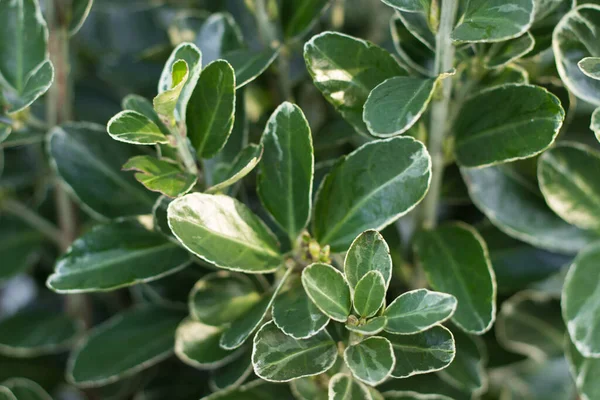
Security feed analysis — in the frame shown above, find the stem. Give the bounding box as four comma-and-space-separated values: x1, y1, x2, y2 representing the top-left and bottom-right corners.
420, 0, 458, 230
174, 122, 198, 175
2, 199, 68, 249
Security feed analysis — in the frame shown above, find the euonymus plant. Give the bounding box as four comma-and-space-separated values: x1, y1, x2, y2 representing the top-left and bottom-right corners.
1, 0, 600, 399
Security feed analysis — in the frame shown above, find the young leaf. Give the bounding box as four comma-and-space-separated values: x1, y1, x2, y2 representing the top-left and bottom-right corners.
414, 223, 496, 334
224, 48, 279, 89
384, 289, 457, 335
454, 84, 564, 168
281, 0, 330, 39
168, 193, 283, 273
107, 110, 169, 145
187, 60, 236, 159
563, 243, 600, 357
47, 221, 190, 293
49, 122, 158, 219
538, 143, 600, 231
2, 378, 51, 400
462, 164, 598, 254
314, 137, 431, 252
437, 329, 487, 395
363, 76, 438, 137
344, 230, 392, 290
0, 309, 82, 357
344, 336, 395, 386
452, 0, 535, 43
154, 59, 189, 118
353, 271, 386, 318
328, 373, 371, 400
175, 319, 242, 369
304, 32, 407, 135
272, 277, 329, 340
345, 316, 387, 335
383, 326, 456, 378
566, 339, 600, 400
67, 305, 185, 387
189, 272, 261, 327
252, 321, 337, 382
207, 144, 263, 193
257, 102, 314, 240
485, 32, 535, 69
579, 57, 600, 80
301, 263, 352, 322
123, 155, 197, 198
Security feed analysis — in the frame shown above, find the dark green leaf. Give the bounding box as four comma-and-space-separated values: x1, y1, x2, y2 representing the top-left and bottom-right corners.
224, 48, 279, 89
344, 336, 395, 385
123, 155, 196, 198
1, 378, 51, 400
579, 57, 600, 80
566, 339, 600, 400
0, 216, 43, 281
345, 316, 388, 335
0, 387, 15, 400
194, 13, 243, 65
302, 263, 352, 322
207, 144, 262, 193
281, 0, 330, 39
68, 0, 93, 36
210, 348, 253, 391
328, 373, 371, 400
485, 32, 535, 68
107, 110, 168, 145
353, 271, 386, 318
437, 329, 486, 395
381, 0, 431, 13
344, 230, 392, 290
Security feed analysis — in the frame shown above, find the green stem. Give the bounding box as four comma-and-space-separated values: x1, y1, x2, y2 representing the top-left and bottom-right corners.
420, 0, 459, 230
2, 199, 68, 249
174, 122, 199, 175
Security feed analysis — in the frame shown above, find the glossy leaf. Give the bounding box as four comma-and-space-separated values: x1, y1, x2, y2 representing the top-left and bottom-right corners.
346, 316, 387, 335
67, 305, 185, 387
328, 373, 371, 400
314, 137, 431, 252
272, 278, 329, 339
168, 193, 282, 273
187, 60, 235, 159
452, 0, 535, 43
384, 289, 457, 335
353, 271, 386, 318
121, 94, 167, 133
301, 263, 352, 322
538, 143, 600, 231
258, 102, 314, 240
175, 319, 241, 369
123, 155, 196, 198
364, 76, 437, 137
462, 164, 598, 254
252, 321, 337, 382
566, 339, 600, 400
49, 122, 158, 218
48, 221, 190, 293
304, 32, 407, 135
579, 57, 600, 80
107, 110, 168, 145
454, 84, 564, 168
281, 0, 330, 39
154, 59, 189, 118
207, 144, 262, 193
344, 230, 392, 290
1, 378, 51, 400
344, 336, 395, 386
383, 326, 455, 378
485, 32, 535, 68
224, 47, 279, 89
437, 329, 487, 395
0, 309, 81, 356
415, 223, 496, 334
380, 0, 430, 13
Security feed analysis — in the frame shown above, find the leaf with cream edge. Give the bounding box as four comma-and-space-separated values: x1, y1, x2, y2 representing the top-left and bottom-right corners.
252, 321, 338, 382
538, 143, 600, 231
301, 263, 352, 322
194, 13, 244, 65
153, 59, 189, 118
0, 387, 15, 400
437, 329, 487, 395
380, 0, 431, 13
122, 94, 168, 133
168, 193, 283, 273
122, 155, 197, 198
224, 47, 279, 89
415, 223, 496, 335
346, 316, 388, 335
2, 378, 52, 400
566, 339, 600, 400
579, 57, 600, 80
485, 32, 535, 69
68, 0, 93, 36
328, 373, 372, 400
384, 289, 457, 335
257, 102, 314, 240
210, 348, 253, 391
314, 136, 431, 252
304, 32, 407, 136
107, 110, 168, 145
353, 271, 386, 318
344, 230, 392, 290
344, 336, 395, 386
281, 0, 330, 39
207, 144, 263, 193
591, 108, 600, 142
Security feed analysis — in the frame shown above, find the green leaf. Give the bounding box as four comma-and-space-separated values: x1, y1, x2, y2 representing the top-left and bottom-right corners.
220, 267, 292, 350
0, 387, 15, 400
187, 60, 236, 159
201, 380, 293, 400
346, 316, 387, 335
538, 143, 600, 231
210, 348, 253, 391
437, 329, 487, 395
563, 243, 600, 357
272, 277, 329, 339
224, 48, 279, 89
67, 305, 185, 387
2, 378, 51, 400
175, 318, 242, 369
304, 32, 407, 136
252, 321, 337, 382
47, 220, 190, 293
154, 59, 189, 118
353, 271, 386, 318
592, 107, 600, 142
383, 326, 455, 378
302, 263, 352, 322
390, 13, 434, 77
396, 9, 435, 51
554, 5, 600, 106
68, 0, 93, 36
344, 336, 395, 386
566, 339, 600, 400
462, 164, 598, 254
414, 223, 496, 334
384, 289, 457, 335
257, 102, 314, 240
452, 0, 535, 43
168, 193, 283, 273
579, 57, 600, 80
314, 137, 431, 252
207, 144, 263, 193
107, 110, 169, 145
281, 0, 330, 39
189, 272, 261, 327
158, 43, 202, 121
123, 155, 196, 198
344, 230, 392, 290
0, 216, 44, 281
328, 373, 371, 400
0, 0, 54, 113
485, 32, 535, 68
195, 13, 244, 65
363, 76, 438, 137
49, 122, 158, 219
454, 84, 564, 167
380, 0, 430, 13
0, 309, 81, 357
